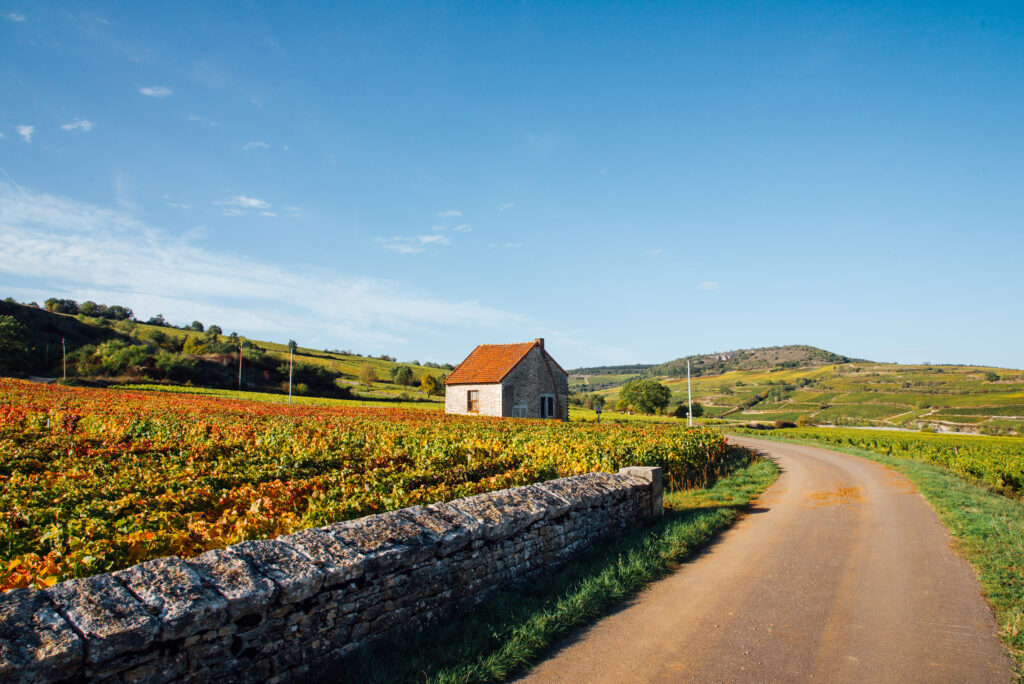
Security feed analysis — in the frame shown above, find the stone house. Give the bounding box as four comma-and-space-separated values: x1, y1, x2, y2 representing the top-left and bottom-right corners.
443, 338, 569, 420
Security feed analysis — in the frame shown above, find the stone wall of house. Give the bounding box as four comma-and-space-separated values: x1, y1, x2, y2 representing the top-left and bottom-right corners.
443, 382, 503, 416
0, 468, 663, 684
503, 346, 569, 420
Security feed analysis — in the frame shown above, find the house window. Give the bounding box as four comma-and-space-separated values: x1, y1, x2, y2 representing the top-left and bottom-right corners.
467, 390, 479, 412
540, 394, 555, 419
512, 404, 527, 418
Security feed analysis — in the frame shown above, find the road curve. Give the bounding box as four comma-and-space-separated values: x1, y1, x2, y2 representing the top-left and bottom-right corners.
519, 436, 1015, 683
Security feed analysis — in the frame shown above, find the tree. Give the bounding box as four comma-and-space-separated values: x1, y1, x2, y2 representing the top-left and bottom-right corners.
420, 373, 443, 396
0, 315, 33, 374
391, 365, 414, 386
190, 321, 204, 332
79, 300, 99, 316
206, 325, 223, 338
619, 379, 671, 414
672, 402, 704, 419
146, 314, 169, 327
288, 339, 298, 353
358, 362, 377, 385
984, 371, 1000, 382
44, 298, 78, 315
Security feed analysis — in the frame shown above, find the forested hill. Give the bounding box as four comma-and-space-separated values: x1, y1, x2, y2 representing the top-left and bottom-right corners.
570, 345, 860, 379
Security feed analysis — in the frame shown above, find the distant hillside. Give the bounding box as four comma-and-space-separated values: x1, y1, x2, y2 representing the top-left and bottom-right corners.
569, 346, 857, 381
0, 298, 450, 404
650, 345, 859, 378
569, 363, 654, 376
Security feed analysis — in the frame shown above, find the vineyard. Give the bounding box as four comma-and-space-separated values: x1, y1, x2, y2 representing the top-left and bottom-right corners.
735, 426, 1024, 493
0, 379, 731, 591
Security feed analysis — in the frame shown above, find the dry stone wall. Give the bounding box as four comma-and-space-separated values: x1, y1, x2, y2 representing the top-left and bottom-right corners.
0, 467, 662, 684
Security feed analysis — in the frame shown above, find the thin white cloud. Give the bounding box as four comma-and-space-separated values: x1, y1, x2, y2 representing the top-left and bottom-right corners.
504, 242, 523, 248
437, 209, 462, 218
452, 224, 472, 232
498, 202, 515, 212
61, 119, 95, 133
140, 86, 173, 98
241, 141, 268, 151
699, 281, 721, 292
0, 132, 5, 138
185, 114, 218, 127
16, 125, 33, 143
214, 194, 270, 208
3, 13, 25, 21
0, 183, 527, 345
377, 234, 452, 253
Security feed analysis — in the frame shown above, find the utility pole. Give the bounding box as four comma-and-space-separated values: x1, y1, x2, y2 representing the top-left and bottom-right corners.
62, 338, 66, 380
687, 359, 693, 427
288, 346, 293, 404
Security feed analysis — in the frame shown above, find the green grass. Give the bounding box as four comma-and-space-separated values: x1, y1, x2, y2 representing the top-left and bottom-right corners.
730, 431, 1024, 671
336, 454, 779, 683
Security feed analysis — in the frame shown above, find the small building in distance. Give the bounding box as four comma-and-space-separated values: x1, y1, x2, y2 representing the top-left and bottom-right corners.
443, 338, 569, 420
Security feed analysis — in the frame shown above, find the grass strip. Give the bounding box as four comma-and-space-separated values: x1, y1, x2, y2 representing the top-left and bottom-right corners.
336, 453, 778, 683
731, 431, 1024, 673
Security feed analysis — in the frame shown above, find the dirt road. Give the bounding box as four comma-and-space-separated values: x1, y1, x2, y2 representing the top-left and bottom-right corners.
519, 437, 1015, 683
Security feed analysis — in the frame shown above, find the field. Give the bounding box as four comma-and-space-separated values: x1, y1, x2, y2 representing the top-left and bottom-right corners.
732, 426, 1024, 493
0, 379, 732, 591
581, 362, 1024, 435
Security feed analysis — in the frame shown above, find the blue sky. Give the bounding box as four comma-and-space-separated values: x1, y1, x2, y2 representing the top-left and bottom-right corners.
1, 2, 1022, 369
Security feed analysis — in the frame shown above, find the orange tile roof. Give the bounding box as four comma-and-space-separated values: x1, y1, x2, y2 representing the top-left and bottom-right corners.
444, 341, 565, 385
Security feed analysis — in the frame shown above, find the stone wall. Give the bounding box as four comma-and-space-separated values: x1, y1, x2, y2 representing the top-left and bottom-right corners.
503, 346, 569, 420
0, 468, 662, 683
443, 382, 503, 417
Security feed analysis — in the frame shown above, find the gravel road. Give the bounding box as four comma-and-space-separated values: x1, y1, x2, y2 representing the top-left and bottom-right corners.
518, 436, 1015, 683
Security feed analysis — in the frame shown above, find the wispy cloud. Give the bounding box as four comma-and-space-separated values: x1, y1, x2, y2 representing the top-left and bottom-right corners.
213, 195, 272, 216
498, 202, 515, 212
139, 86, 173, 98
61, 119, 95, 133
437, 209, 462, 218
699, 281, 721, 292
377, 234, 452, 254
241, 141, 268, 151
452, 224, 472, 232
16, 125, 34, 143
185, 114, 218, 127
3, 13, 25, 21
0, 183, 526, 345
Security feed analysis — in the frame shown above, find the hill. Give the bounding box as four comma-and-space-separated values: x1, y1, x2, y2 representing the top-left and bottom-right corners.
648, 345, 858, 377
568, 345, 1022, 436
0, 298, 451, 405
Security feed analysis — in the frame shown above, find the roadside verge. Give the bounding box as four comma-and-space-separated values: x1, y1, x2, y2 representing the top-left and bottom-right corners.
335, 450, 779, 683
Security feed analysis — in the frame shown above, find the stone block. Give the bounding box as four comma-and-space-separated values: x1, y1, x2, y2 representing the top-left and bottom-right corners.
47, 574, 160, 665
618, 466, 663, 518
0, 588, 83, 682
400, 504, 483, 554
227, 539, 325, 605
277, 527, 367, 588
187, 548, 277, 620
327, 510, 438, 571
115, 555, 228, 641
446, 487, 549, 540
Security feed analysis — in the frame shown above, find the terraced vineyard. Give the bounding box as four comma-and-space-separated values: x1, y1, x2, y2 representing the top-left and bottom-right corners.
574, 354, 1024, 435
